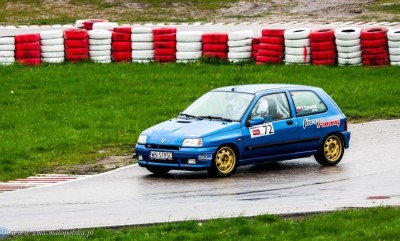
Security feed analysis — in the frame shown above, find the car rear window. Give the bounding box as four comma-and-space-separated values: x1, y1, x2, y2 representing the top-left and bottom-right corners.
291, 91, 327, 117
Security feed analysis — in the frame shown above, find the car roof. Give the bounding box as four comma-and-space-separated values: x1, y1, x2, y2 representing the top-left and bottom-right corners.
212, 84, 312, 94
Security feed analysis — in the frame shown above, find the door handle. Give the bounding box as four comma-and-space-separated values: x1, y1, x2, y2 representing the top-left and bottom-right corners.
286, 120, 294, 125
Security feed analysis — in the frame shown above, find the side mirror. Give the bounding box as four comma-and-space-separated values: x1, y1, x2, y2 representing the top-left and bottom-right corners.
248, 117, 264, 126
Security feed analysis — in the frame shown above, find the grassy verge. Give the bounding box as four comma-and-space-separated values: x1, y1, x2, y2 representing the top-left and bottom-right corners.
6, 207, 400, 240
1, 63, 400, 181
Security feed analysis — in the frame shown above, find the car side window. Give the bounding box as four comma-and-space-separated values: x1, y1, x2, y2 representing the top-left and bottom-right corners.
291, 91, 327, 117
250, 93, 291, 121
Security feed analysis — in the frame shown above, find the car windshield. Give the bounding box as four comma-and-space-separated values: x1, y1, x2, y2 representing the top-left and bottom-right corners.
181, 91, 254, 121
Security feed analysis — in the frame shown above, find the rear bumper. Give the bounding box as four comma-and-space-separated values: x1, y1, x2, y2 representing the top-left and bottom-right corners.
341, 131, 351, 149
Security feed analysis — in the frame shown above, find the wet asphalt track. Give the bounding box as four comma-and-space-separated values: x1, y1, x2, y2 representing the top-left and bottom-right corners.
0, 120, 399, 231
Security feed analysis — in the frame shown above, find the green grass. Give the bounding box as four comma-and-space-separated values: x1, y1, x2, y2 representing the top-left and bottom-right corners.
6, 207, 400, 240
1, 63, 400, 181
368, 0, 400, 14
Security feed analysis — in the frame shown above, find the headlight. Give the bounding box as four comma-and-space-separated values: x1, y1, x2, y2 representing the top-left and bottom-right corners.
137, 135, 147, 145
182, 138, 203, 147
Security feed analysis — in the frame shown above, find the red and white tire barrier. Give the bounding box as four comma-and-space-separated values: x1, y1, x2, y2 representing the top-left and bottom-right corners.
0, 36, 15, 65
93, 22, 118, 31
112, 26, 132, 62
82, 19, 108, 30
88, 29, 112, 63
284, 28, 311, 64
257, 29, 285, 64
388, 28, 400, 66
131, 27, 154, 63
40, 30, 64, 63
153, 27, 177, 63
335, 27, 362, 65
227, 30, 253, 62
176, 31, 203, 63
361, 27, 389, 66
64, 29, 89, 62
15, 33, 41, 66
202, 33, 228, 59
310, 28, 336, 65
252, 37, 261, 61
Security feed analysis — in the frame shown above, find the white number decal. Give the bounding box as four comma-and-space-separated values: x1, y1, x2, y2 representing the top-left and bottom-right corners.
250, 123, 274, 138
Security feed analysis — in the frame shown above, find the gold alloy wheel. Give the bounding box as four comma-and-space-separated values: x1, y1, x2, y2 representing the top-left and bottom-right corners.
215, 146, 236, 174
323, 135, 343, 163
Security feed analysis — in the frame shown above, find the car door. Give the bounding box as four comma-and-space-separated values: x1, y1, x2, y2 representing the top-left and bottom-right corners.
241, 92, 299, 162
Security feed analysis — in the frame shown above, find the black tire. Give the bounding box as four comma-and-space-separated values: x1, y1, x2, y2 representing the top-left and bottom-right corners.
315, 134, 344, 166
146, 166, 171, 175
208, 146, 238, 177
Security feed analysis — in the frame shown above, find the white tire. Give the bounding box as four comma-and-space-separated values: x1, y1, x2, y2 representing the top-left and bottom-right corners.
229, 45, 252, 52
0, 45, 15, 51
89, 50, 111, 57
40, 38, 64, 46
390, 61, 400, 66
337, 45, 361, 53
75, 19, 85, 28
132, 59, 152, 63
89, 44, 111, 51
338, 57, 362, 65
285, 54, 311, 63
388, 29, 400, 41
284, 28, 311, 40
390, 55, 400, 62
389, 47, 400, 55
42, 57, 64, 63
176, 31, 203, 42
176, 42, 201, 52
338, 51, 362, 59
89, 38, 112, 45
41, 52, 64, 58
228, 52, 252, 59
131, 27, 152, 34
92, 22, 118, 31
388, 41, 400, 48
228, 30, 254, 41
0, 51, 14, 57
90, 56, 111, 61
131, 33, 153, 42
0, 37, 15, 45
40, 30, 63, 40
227, 39, 252, 47
335, 38, 361, 47
285, 46, 311, 55
88, 30, 112, 39
284, 38, 310, 48
41, 45, 64, 52
132, 50, 154, 59
335, 27, 361, 40
176, 51, 202, 60
132, 42, 154, 50
0, 57, 15, 63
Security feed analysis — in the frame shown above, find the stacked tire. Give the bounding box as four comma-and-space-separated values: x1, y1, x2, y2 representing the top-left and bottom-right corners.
83, 19, 108, 30
256, 29, 285, 64
252, 37, 261, 61
388, 29, 400, 66
93, 22, 118, 31
40, 30, 64, 64
88, 30, 112, 63
64, 29, 89, 63
202, 33, 229, 60
0, 36, 15, 65
284, 28, 311, 64
176, 31, 203, 63
335, 27, 362, 66
310, 28, 336, 65
15, 34, 41, 66
153, 27, 177, 63
112, 27, 132, 62
131, 27, 154, 63
361, 27, 389, 66
227, 30, 253, 62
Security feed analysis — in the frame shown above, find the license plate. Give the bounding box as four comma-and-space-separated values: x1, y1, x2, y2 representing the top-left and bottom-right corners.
150, 151, 173, 160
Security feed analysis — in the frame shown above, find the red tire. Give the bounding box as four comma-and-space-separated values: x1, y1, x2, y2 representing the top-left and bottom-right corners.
202, 33, 228, 44
312, 59, 336, 65
65, 39, 89, 48
252, 37, 261, 44
362, 47, 387, 55
311, 50, 337, 60
361, 27, 388, 40
112, 32, 131, 42
65, 48, 88, 55
361, 39, 387, 48
257, 49, 284, 58
65, 54, 89, 61
112, 42, 132, 52
15, 43, 40, 51
202, 44, 228, 52
83, 19, 106, 30
113, 26, 132, 34
15, 51, 41, 59
15, 34, 40, 43
260, 37, 284, 45
252, 52, 258, 59
259, 43, 284, 52
154, 48, 176, 55
310, 41, 336, 51
202, 52, 228, 59
252, 44, 260, 52
153, 34, 176, 42
154, 55, 176, 62
153, 41, 176, 49
256, 55, 282, 64
363, 58, 388, 66
362, 53, 388, 60
153, 27, 177, 35
64, 29, 88, 40
112, 52, 132, 62
261, 29, 285, 37
310, 29, 335, 42
16, 58, 41, 65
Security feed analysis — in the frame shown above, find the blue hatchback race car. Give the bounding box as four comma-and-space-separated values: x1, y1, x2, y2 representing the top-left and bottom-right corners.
135, 84, 350, 177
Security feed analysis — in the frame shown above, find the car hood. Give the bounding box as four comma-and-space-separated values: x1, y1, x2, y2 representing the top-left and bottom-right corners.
143, 118, 241, 146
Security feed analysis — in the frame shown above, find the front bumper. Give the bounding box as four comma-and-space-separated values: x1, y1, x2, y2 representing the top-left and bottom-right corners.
135, 144, 217, 171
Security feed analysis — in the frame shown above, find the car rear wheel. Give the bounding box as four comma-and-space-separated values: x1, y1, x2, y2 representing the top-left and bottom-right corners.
209, 146, 238, 177
146, 166, 171, 175
315, 134, 344, 166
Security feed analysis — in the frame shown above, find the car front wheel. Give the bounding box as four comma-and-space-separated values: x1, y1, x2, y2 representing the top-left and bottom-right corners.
146, 166, 171, 175
209, 146, 238, 177
315, 134, 344, 166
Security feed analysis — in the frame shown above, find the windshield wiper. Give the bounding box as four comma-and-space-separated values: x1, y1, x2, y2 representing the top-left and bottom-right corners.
178, 113, 203, 120
200, 116, 233, 122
